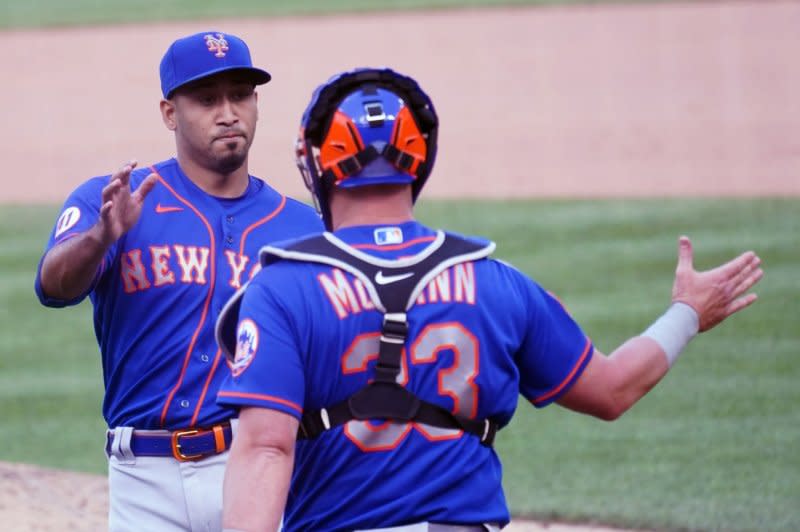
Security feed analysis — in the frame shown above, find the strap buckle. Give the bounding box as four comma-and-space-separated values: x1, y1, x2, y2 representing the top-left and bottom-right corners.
381, 312, 408, 344
171, 429, 202, 462
375, 312, 408, 382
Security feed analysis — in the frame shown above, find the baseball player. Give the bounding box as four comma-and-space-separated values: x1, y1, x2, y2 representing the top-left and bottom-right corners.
34, 31, 322, 531
215, 68, 763, 531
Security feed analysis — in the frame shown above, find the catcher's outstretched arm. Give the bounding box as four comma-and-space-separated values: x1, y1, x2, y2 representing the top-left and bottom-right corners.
557, 236, 762, 420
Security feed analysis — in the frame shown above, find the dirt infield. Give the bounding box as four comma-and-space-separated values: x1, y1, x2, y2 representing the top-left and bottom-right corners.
1, 1, 797, 530
0, 461, 633, 531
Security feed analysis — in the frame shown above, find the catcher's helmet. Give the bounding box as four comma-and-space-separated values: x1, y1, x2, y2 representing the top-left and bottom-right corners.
295, 68, 438, 229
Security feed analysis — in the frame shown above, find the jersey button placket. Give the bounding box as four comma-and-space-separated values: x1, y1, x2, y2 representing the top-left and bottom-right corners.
223, 213, 236, 248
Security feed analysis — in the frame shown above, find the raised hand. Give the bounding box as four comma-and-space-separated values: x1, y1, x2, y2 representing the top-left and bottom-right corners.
97, 160, 158, 245
671, 236, 763, 332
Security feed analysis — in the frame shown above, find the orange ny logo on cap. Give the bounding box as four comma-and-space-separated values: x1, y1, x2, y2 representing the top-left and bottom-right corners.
204, 33, 229, 58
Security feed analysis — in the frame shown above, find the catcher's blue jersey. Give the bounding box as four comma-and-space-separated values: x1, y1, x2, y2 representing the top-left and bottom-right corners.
35, 158, 322, 429
217, 221, 593, 530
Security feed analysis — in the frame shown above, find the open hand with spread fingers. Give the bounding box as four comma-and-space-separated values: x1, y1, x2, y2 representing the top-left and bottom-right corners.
98, 159, 158, 245
671, 236, 763, 332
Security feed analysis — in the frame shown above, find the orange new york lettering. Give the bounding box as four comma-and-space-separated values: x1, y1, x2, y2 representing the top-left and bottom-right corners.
120, 249, 151, 293
225, 250, 250, 289
174, 245, 210, 284
150, 245, 175, 287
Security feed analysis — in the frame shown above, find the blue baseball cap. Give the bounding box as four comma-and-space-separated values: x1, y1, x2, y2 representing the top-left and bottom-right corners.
159, 31, 271, 98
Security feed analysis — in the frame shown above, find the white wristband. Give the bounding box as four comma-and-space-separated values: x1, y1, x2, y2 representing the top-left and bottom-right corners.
641, 302, 700, 367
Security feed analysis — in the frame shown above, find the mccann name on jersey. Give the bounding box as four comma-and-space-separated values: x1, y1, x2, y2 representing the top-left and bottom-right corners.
318, 262, 477, 319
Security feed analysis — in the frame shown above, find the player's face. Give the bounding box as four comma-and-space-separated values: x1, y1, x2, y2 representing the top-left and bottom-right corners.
166, 72, 259, 175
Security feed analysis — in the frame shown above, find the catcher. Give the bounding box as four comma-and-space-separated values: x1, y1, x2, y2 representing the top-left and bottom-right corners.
215, 68, 763, 531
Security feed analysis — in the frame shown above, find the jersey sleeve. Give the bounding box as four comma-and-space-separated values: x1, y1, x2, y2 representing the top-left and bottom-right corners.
216, 272, 306, 419
34, 176, 118, 307
506, 265, 594, 407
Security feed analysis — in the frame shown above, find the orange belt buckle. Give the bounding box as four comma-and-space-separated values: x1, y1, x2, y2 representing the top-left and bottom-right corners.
212, 425, 226, 454
171, 429, 202, 462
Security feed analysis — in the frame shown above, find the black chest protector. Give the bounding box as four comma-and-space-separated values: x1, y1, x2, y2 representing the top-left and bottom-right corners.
261, 230, 499, 447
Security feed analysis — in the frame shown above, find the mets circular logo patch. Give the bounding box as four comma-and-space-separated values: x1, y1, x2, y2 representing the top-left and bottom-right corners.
232, 318, 258, 377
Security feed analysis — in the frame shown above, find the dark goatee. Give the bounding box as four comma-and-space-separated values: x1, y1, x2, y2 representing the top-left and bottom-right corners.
214, 151, 247, 175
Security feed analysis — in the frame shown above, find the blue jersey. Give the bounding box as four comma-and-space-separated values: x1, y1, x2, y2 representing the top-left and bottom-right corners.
217, 221, 593, 530
35, 158, 323, 430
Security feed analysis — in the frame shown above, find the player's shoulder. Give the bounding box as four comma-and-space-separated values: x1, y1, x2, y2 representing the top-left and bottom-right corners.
80, 159, 167, 188
440, 231, 540, 290
430, 227, 526, 273
282, 195, 324, 227
148, 157, 178, 176
66, 170, 119, 202
482, 256, 552, 309
70, 174, 109, 197
441, 228, 494, 250
480, 254, 531, 280
248, 175, 304, 210
61, 161, 170, 209
253, 232, 345, 295
267, 231, 320, 249
256, 231, 327, 271
282, 193, 317, 214
250, 177, 322, 224
247, 253, 319, 303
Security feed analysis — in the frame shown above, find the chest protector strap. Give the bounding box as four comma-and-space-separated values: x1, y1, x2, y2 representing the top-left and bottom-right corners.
260, 230, 499, 446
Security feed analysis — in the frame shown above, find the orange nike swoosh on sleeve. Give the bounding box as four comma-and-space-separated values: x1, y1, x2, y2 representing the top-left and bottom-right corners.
155, 204, 184, 214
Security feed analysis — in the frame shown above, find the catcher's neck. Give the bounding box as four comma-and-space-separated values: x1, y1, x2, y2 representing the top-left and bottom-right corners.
330, 185, 414, 230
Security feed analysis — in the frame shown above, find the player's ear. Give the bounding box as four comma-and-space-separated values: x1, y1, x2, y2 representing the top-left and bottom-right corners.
160, 99, 177, 131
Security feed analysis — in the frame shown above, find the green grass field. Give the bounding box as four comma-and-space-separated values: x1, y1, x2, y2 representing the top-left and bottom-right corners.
1, 199, 797, 531
0, 0, 677, 29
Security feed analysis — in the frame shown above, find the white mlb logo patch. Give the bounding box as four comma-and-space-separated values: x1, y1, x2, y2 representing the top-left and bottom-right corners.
374, 227, 403, 246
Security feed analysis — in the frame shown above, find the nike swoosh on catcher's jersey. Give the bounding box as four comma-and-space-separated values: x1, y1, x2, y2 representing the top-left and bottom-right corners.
374, 271, 414, 285
155, 203, 184, 214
